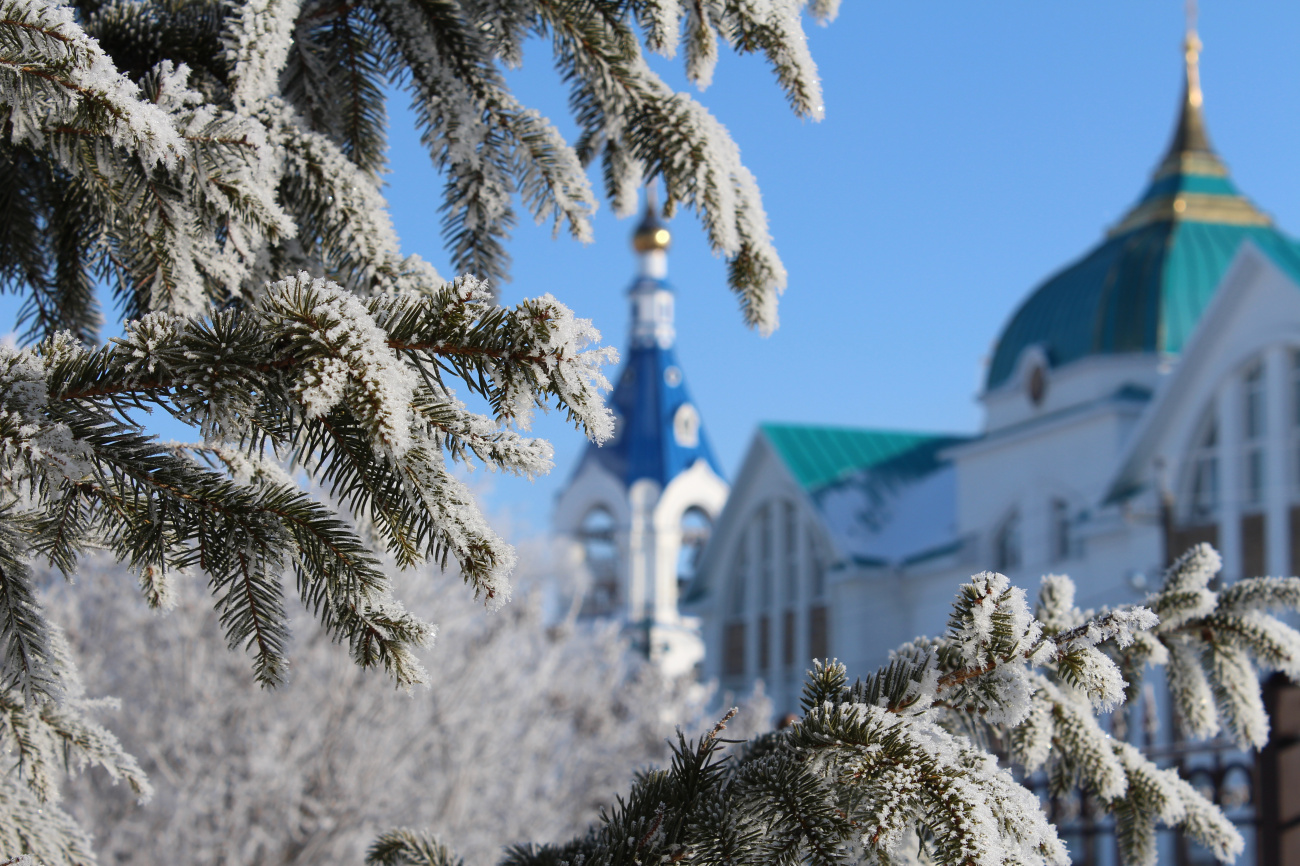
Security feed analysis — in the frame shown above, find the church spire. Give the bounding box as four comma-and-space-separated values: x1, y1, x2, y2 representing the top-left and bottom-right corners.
632, 190, 672, 279
1155, 5, 1221, 178
1109, 19, 1270, 235
628, 192, 676, 348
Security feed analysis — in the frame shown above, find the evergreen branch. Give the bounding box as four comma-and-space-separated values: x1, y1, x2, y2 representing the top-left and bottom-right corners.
223, 0, 304, 111
0, 772, 96, 866
368, 829, 465, 866
0, 0, 182, 168
0, 512, 59, 706
282, 1, 389, 176
535, 0, 787, 329
369, 0, 520, 286
271, 99, 423, 294
1, 688, 151, 801
81, 0, 228, 90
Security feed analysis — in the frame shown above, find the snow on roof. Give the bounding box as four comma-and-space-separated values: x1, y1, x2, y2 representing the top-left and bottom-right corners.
761, 424, 973, 569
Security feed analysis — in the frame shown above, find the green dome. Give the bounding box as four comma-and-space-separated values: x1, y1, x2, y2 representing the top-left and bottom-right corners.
987, 34, 1300, 392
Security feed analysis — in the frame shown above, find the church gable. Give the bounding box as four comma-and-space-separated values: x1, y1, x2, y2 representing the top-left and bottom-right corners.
763, 425, 972, 568
688, 424, 971, 713
1109, 244, 1300, 500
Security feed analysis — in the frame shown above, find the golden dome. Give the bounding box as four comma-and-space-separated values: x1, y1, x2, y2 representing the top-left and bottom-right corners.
632, 199, 671, 253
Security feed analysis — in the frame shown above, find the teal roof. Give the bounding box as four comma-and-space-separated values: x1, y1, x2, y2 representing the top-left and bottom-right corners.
987, 39, 1300, 391
760, 423, 969, 491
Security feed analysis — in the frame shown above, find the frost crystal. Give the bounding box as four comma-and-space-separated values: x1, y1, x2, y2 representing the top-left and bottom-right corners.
267, 273, 420, 456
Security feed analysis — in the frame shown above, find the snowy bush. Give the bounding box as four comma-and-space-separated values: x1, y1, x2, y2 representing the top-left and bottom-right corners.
46, 547, 762, 866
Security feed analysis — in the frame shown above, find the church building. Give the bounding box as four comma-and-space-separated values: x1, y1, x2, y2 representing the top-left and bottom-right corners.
553, 203, 728, 677
685, 28, 1300, 718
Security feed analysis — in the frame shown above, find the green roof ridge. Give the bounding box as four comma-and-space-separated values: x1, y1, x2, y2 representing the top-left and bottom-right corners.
759, 423, 969, 491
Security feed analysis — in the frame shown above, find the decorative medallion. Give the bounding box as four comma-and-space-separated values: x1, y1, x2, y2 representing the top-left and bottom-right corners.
1027, 363, 1047, 407
673, 403, 700, 447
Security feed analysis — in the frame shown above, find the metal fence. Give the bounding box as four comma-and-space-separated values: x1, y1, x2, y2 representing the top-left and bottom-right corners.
1023, 736, 1256, 866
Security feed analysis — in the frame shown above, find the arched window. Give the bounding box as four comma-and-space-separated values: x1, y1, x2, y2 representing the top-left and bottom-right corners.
1243, 363, 1266, 508
995, 510, 1021, 573
1049, 498, 1070, 563
756, 505, 774, 672
677, 506, 712, 590
723, 531, 748, 676
1292, 351, 1300, 496
578, 506, 618, 618
1183, 409, 1218, 524
782, 502, 799, 604
757, 504, 774, 610
807, 531, 828, 662
1170, 405, 1221, 563
726, 532, 748, 618
781, 502, 798, 667
809, 531, 826, 600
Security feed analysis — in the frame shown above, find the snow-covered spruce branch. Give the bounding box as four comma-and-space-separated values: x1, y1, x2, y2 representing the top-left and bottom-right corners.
265, 97, 433, 298
947, 547, 1300, 866
0, 9, 290, 336
5, 0, 826, 352
428, 648, 1069, 866
1116, 543, 1300, 750
0, 608, 148, 866
0, 0, 181, 168
368, 0, 597, 286
368, 830, 464, 866
533, 0, 791, 331
0, 274, 614, 694
406, 554, 1300, 866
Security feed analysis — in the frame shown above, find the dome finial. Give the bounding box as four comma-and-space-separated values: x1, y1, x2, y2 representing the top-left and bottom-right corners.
1164, 1, 1212, 160
632, 187, 671, 253
1184, 0, 1202, 111
1110, 18, 1269, 234
1143, 6, 1222, 187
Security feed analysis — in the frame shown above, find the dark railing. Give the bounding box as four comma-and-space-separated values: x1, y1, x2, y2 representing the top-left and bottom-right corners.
1256, 673, 1300, 866
1013, 675, 1266, 866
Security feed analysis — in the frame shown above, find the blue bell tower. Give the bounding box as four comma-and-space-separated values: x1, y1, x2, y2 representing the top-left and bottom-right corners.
553, 198, 729, 677
589, 203, 727, 489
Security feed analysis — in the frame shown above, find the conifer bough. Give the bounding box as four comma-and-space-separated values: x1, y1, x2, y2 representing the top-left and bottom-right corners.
0, 0, 827, 857
375, 546, 1297, 866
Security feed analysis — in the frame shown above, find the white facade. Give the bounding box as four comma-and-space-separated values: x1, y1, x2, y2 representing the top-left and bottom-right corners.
690, 242, 1300, 716
688, 36, 1300, 721
687, 435, 834, 713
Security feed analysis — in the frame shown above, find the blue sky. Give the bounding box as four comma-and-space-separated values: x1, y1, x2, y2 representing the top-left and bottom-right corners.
6, 2, 1300, 536
430, 2, 1300, 533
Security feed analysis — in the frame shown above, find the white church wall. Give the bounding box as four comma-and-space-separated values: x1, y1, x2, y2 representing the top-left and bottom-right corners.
694, 436, 772, 689
952, 400, 1146, 573
654, 459, 729, 623
983, 348, 1163, 433
553, 460, 632, 617
693, 248, 1300, 719
829, 567, 919, 686
626, 478, 664, 624
694, 434, 841, 715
